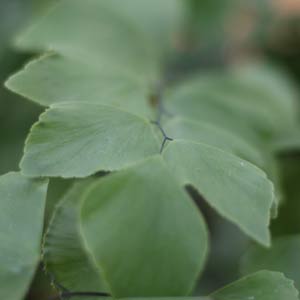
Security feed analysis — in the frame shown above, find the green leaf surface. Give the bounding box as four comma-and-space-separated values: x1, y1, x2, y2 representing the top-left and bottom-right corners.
20, 102, 159, 178
240, 235, 300, 290
100, 0, 183, 51
15, 0, 158, 77
15, 0, 182, 59
5, 0, 184, 118
165, 64, 298, 139
44, 177, 74, 226
81, 157, 208, 297
6, 54, 153, 118
0, 172, 48, 300
164, 117, 264, 167
211, 271, 299, 300
205, 72, 297, 136
229, 64, 298, 126
163, 140, 273, 246
44, 180, 108, 292
164, 84, 261, 146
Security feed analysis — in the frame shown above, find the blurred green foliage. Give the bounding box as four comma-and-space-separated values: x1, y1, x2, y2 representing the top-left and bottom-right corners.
1, 0, 300, 299
0, 0, 42, 175
0, 1, 54, 298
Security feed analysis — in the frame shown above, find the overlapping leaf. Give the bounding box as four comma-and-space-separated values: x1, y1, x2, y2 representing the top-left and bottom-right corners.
163, 68, 288, 215
165, 64, 299, 139
26, 102, 274, 245
0, 172, 48, 300
44, 180, 108, 292
14, 0, 157, 75
6, 54, 153, 117
163, 118, 283, 214
43, 144, 274, 298
14, 0, 181, 61
5, 0, 185, 119
4, 1, 292, 298
6, 0, 171, 117
44, 157, 208, 297
162, 140, 273, 246
20, 102, 160, 178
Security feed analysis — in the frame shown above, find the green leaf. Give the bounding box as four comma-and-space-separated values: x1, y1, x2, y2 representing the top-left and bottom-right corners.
20, 102, 160, 178
44, 177, 74, 226
5, 0, 163, 124
165, 64, 298, 139
240, 235, 300, 290
211, 271, 299, 300
5, 54, 153, 118
164, 83, 261, 146
15, 0, 182, 59
14, 0, 158, 78
6, 0, 184, 117
43, 180, 108, 292
162, 140, 273, 246
229, 64, 298, 128
0, 172, 48, 300
100, 0, 183, 51
81, 157, 208, 297
162, 118, 282, 213
164, 117, 264, 167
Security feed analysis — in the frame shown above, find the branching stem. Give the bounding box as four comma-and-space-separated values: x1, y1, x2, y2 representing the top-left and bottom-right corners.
151, 120, 173, 153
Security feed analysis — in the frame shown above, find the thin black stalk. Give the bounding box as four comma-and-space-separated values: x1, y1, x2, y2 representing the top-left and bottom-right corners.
50, 291, 110, 300
151, 120, 173, 153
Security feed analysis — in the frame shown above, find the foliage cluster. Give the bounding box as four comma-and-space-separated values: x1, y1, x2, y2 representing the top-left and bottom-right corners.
1, 1, 300, 299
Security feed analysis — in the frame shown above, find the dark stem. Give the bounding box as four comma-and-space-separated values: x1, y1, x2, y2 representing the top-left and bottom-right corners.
160, 136, 173, 154
151, 120, 173, 153
42, 263, 111, 300
50, 291, 110, 300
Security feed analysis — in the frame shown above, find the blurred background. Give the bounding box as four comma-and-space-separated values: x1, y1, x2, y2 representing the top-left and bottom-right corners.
1, 0, 300, 299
